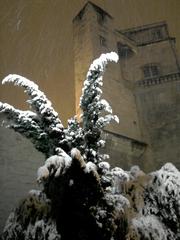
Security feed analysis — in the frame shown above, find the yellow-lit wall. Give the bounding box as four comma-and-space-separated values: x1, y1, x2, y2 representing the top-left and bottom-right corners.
0, 0, 180, 124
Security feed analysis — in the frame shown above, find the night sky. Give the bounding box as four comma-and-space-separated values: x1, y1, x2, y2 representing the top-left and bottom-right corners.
0, 0, 180, 125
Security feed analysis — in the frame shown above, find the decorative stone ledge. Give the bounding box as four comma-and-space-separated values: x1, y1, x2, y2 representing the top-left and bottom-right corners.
137, 72, 180, 87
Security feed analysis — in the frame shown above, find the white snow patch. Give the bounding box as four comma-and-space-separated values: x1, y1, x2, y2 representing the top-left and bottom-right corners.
37, 166, 49, 183
132, 215, 174, 240
28, 189, 42, 197
37, 151, 72, 182
111, 167, 129, 181
84, 161, 97, 173
2, 74, 39, 90
69, 179, 74, 186
105, 193, 130, 210
130, 165, 145, 179
111, 167, 129, 194
98, 161, 110, 172
100, 99, 112, 113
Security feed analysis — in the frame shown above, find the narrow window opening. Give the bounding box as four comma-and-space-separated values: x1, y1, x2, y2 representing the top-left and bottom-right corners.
97, 11, 105, 24
99, 36, 107, 47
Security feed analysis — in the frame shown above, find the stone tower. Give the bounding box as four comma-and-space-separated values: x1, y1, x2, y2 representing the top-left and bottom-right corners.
73, 2, 147, 169
73, 2, 180, 171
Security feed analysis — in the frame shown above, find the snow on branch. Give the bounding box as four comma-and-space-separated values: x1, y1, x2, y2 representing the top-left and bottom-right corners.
2, 74, 64, 136
62, 117, 84, 152
37, 149, 72, 183
80, 52, 119, 124
0, 102, 55, 155
0, 102, 39, 134
0, 102, 36, 121
79, 52, 119, 163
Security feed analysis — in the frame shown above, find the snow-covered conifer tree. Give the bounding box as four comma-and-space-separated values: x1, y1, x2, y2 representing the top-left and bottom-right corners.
0, 53, 180, 240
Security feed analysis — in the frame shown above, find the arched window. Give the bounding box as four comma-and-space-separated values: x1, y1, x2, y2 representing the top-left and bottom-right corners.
142, 63, 160, 79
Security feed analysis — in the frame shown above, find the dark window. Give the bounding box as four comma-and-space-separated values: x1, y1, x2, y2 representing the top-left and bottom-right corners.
99, 36, 107, 47
152, 29, 163, 40
143, 64, 160, 78
117, 42, 133, 58
97, 11, 105, 24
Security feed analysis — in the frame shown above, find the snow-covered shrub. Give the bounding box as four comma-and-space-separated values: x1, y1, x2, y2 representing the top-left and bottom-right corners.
129, 215, 175, 240
1, 190, 60, 240
141, 163, 180, 239
123, 163, 180, 240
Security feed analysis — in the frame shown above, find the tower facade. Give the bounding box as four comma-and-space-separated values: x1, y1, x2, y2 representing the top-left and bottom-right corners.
73, 2, 180, 171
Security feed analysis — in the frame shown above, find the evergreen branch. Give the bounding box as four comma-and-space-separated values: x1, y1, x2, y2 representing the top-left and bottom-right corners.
80, 52, 119, 119
79, 52, 119, 162
62, 117, 84, 152
2, 74, 64, 137
0, 102, 36, 120
0, 102, 55, 156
